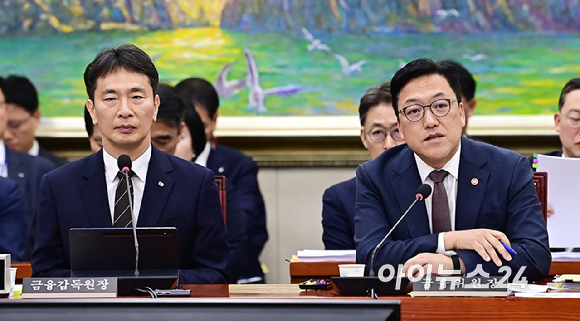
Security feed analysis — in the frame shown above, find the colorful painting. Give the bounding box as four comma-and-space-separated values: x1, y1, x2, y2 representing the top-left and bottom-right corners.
1, 0, 580, 118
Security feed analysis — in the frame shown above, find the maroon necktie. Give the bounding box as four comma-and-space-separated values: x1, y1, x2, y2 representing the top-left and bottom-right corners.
429, 170, 451, 234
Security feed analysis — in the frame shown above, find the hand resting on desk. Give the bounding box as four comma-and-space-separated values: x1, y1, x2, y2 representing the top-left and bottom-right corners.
444, 229, 513, 267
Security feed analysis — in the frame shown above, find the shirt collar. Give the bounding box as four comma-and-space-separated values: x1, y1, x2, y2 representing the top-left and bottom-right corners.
194, 141, 211, 168
29, 140, 40, 156
103, 145, 152, 183
414, 143, 461, 182
0, 140, 6, 177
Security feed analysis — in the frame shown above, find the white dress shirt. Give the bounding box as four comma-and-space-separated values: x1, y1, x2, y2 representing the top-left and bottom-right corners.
103, 146, 151, 225
414, 143, 461, 254
194, 141, 211, 168
28, 140, 40, 156
0, 140, 7, 178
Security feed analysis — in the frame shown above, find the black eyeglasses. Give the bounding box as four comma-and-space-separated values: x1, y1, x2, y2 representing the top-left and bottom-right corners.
398, 98, 459, 122
364, 126, 404, 142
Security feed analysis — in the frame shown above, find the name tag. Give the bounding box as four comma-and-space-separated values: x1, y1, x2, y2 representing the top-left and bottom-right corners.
22, 277, 117, 298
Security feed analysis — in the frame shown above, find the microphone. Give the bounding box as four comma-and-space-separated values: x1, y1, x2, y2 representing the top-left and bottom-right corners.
368, 184, 432, 277
118, 154, 140, 277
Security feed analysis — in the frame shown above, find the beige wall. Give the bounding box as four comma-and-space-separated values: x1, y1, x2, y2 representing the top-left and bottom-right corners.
258, 167, 357, 284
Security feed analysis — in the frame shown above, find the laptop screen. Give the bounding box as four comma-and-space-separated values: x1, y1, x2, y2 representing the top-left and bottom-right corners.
69, 227, 179, 273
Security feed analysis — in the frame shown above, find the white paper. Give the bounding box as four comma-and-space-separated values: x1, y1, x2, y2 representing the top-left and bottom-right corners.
296, 249, 356, 262
536, 155, 580, 248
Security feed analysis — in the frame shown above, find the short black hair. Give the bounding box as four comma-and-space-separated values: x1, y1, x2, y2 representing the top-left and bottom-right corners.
182, 101, 207, 161
558, 78, 580, 111
440, 60, 476, 101
174, 78, 219, 118
156, 83, 184, 130
3, 75, 39, 114
0, 77, 5, 97
84, 105, 93, 137
84, 44, 159, 102
359, 82, 392, 126
390, 58, 462, 117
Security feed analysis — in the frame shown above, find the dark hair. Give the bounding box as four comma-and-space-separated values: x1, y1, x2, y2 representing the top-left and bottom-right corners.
83, 44, 159, 101
359, 82, 392, 126
182, 101, 207, 161
440, 60, 476, 101
390, 58, 462, 117
558, 78, 580, 111
0, 77, 5, 96
174, 78, 219, 118
84, 105, 93, 137
156, 83, 184, 130
3, 75, 39, 114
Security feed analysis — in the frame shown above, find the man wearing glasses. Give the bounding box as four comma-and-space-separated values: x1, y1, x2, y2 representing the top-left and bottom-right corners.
322, 82, 404, 249
355, 58, 550, 281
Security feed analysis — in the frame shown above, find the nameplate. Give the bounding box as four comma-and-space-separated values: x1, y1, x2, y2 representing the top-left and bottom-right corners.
413, 276, 509, 297
22, 277, 117, 298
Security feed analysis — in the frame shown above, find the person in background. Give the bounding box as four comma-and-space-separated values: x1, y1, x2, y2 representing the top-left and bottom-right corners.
322, 82, 405, 249
0, 176, 26, 261
440, 60, 477, 136
151, 83, 255, 282
84, 106, 103, 153
355, 58, 550, 281
32, 44, 229, 283
0, 76, 55, 261
3, 75, 67, 166
175, 78, 266, 283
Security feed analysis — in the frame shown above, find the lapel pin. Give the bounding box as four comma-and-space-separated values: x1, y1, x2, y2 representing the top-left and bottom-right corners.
158, 181, 164, 187
471, 178, 479, 186
18, 172, 25, 178
218, 167, 224, 173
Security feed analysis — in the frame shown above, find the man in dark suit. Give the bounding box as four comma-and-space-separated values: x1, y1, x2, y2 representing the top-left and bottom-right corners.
0, 177, 26, 261
322, 83, 405, 250
0, 76, 56, 261
355, 58, 551, 281
175, 78, 266, 283
31, 44, 229, 284
3, 75, 67, 167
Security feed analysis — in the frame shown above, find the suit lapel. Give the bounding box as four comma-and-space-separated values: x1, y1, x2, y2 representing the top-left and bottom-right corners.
390, 147, 431, 238
206, 147, 220, 174
6, 148, 25, 181
79, 150, 112, 227
455, 138, 490, 230
138, 147, 174, 226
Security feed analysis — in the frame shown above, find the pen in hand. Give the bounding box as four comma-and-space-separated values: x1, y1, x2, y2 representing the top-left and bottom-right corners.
501, 241, 517, 255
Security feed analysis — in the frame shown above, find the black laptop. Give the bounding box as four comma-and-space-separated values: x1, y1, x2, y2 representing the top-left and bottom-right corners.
69, 227, 179, 295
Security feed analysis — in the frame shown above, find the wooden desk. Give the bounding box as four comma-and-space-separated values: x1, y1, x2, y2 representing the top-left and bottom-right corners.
3, 284, 579, 320
291, 260, 580, 283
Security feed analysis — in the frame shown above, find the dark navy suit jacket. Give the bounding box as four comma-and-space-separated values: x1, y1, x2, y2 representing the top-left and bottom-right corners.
322, 177, 356, 250
355, 137, 551, 281
207, 144, 266, 279
6, 146, 56, 260
0, 177, 26, 261
31, 146, 229, 284
38, 146, 68, 167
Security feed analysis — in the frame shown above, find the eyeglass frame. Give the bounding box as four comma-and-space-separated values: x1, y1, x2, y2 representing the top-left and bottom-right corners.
398, 98, 460, 122
363, 126, 404, 143
561, 113, 580, 128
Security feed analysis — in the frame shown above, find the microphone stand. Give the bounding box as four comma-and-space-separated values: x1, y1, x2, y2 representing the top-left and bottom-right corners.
122, 169, 140, 277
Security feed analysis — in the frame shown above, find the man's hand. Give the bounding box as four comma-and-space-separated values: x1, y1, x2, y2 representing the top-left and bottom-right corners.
444, 229, 513, 266
402, 253, 465, 277
547, 204, 555, 218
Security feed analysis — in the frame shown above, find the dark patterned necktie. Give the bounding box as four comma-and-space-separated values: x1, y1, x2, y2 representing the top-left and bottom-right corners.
429, 170, 451, 234
114, 170, 135, 228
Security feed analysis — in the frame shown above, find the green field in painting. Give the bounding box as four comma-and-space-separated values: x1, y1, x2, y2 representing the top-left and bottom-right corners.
1, 28, 579, 117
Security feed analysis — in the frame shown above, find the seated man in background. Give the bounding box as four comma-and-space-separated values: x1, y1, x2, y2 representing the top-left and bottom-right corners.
3, 75, 67, 166
0, 176, 26, 261
151, 83, 257, 283
0, 76, 55, 261
175, 78, 266, 283
322, 83, 405, 249
440, 60, 477, 136
32, 44, 229, 284
356, 58, 550, 281
84, 106, 103, 153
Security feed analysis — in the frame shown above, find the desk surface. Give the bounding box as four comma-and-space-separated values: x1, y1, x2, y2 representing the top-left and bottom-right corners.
3, 284, 580, 321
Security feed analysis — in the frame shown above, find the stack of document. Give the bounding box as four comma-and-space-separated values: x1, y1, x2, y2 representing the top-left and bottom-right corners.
553, 274, 580, 291
296, 249, 356, 262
